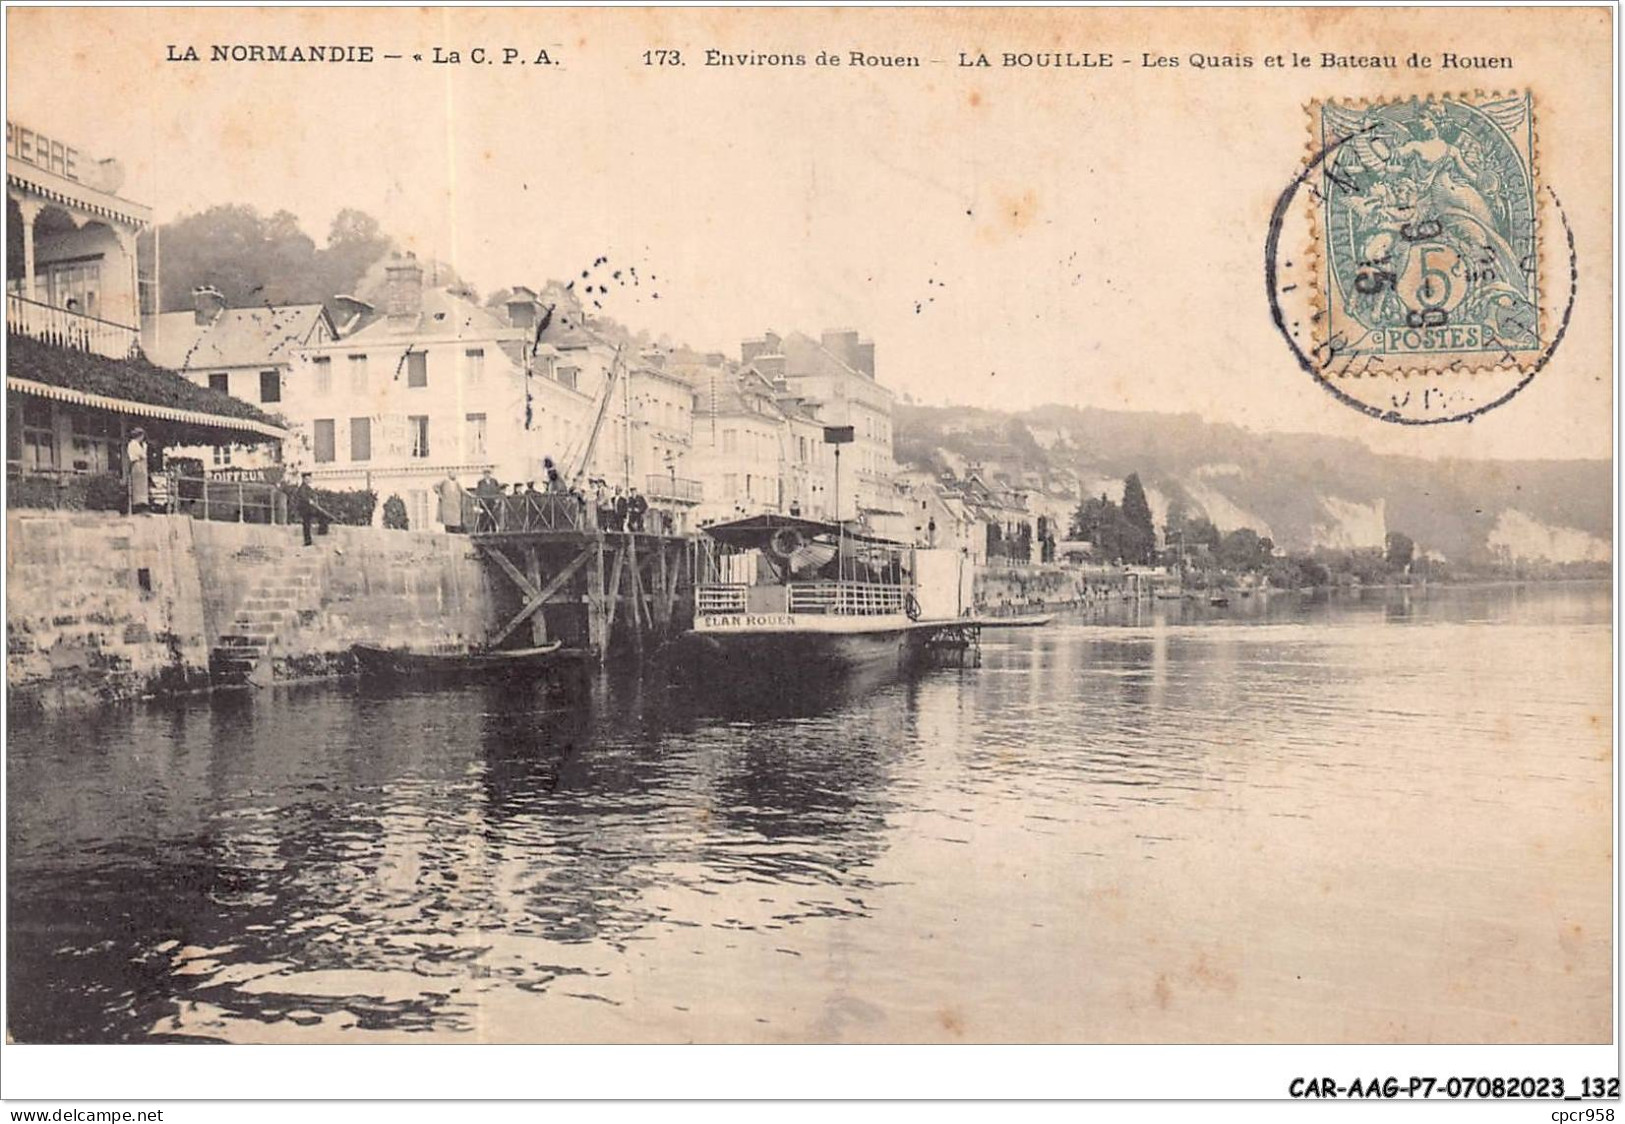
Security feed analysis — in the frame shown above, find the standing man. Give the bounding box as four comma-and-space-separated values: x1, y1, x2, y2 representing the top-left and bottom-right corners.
126, 427, 150, 514
436, 470, 465, 534
291, 472, 333, 547
612, 487, 629, 533
627, 487, 648, 533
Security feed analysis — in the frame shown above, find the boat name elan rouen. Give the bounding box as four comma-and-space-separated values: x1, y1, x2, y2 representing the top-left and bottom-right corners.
682, 514, 974, 666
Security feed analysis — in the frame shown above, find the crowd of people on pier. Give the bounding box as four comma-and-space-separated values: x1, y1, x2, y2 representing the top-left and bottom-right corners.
122, 431, 676, 542
429, 461, 672, 536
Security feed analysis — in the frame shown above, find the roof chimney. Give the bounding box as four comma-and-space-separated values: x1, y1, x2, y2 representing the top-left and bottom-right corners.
192, 286, 226, 327
854, 341, 875, 378
384, 252, 424, 327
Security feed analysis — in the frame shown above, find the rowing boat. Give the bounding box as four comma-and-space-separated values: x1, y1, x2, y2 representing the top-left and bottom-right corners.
976, 613, 1054, 628
353, 640, 565, 678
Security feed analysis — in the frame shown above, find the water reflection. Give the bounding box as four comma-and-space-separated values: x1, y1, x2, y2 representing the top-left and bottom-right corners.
7, 583, 1613, 1043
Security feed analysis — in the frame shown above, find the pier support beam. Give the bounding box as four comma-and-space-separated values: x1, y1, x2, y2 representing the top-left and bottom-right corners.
626, 535, 646, 657
524, 546, 548, 646
471, 530, 692, 664
481, 542, 591, 649
587, 538, 608, 660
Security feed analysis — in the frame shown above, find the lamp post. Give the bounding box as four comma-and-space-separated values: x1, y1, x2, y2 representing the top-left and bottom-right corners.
823, 425, 854, 581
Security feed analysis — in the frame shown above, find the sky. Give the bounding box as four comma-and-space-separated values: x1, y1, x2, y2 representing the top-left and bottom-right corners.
7, 6, 1614, 461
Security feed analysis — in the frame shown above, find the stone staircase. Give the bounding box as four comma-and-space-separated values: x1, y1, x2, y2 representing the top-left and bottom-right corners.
209, 550, 323, 687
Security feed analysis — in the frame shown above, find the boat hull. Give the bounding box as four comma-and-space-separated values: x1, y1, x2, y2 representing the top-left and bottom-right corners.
353, 642, 567, 679
974, 613, 1054, 629
675, 616, 933, 691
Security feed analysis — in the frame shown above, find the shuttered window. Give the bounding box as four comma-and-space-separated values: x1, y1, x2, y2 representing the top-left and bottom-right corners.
313, 419, 336, 463
350, 417, 371, 462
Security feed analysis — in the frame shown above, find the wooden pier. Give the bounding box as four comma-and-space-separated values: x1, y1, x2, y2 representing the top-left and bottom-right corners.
467, 492, 692, 662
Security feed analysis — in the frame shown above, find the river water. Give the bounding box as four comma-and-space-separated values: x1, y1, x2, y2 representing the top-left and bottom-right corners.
6, 582, 1612, 1044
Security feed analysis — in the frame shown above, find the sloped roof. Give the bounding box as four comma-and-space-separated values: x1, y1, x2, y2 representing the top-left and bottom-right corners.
141, 304, 332, 371
337, 287, 516, 345
6, 333, 286, 436
695, 367, 785, 420
773, 394, 822, 424
782, 331, 864, 382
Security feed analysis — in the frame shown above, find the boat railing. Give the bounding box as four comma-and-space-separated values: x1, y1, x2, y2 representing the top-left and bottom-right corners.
696, 584, 748, 614
788, 581, 905, 616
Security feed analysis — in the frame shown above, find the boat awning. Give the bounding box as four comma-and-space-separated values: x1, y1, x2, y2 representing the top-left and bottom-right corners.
702, 513, 905, 549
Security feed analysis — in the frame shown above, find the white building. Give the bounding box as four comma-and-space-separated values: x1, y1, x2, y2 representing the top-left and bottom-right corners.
686, 362, 842, 528
741, 329, 896, 520
591, 352, 702, 531
143, 287, 335, 471
6, 117, 149, 358
6, 121, 287, 489
285, 255, 599, 529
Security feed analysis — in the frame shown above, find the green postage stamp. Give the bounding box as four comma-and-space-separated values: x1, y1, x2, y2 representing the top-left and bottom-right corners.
1311, 92, 1538, 367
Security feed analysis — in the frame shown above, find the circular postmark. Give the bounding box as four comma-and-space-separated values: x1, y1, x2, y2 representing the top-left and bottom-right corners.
1267, 93, 1575, 425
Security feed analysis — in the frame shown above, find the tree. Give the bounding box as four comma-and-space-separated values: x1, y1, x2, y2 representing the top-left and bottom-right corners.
1070, 493, 1125, 561
1297, 555, 1330, 586
1163, 493, 1189, 538
1188, 516, 1221, 552
1217, 527, 1265, 571
382, 494, 409, 530
145, 204, 394, 312
1120, 473, 1156, 565
1385, 530, 1415, 572
320, 208, 393, 296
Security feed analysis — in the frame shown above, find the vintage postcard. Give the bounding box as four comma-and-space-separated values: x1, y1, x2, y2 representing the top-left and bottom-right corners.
2, 3, 1615, 1109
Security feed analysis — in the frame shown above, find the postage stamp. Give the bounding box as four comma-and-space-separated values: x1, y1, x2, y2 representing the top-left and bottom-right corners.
1309, 92, 1538, 369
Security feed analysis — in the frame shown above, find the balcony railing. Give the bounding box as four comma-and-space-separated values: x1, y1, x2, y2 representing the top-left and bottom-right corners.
645, 474, 703, 504
6, 293, 140, 360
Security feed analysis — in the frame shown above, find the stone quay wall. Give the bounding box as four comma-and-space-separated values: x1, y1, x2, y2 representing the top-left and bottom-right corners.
6, 511, 497, 712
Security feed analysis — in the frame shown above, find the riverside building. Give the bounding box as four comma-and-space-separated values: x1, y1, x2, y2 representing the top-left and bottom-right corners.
740, 329, 897, 521
285, 255, 603, 530
6, 120, 287, 495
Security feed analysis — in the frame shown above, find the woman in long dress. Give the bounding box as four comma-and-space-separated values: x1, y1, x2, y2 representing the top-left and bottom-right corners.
126, 428, 149, 513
